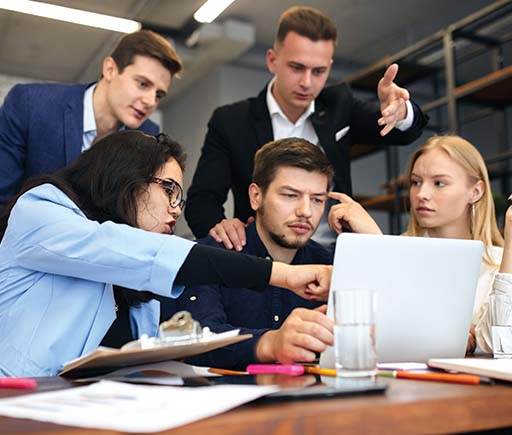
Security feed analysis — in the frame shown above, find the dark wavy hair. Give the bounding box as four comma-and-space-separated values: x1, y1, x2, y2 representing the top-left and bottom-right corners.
1, 130, 185, 235
0, 130, 186, 309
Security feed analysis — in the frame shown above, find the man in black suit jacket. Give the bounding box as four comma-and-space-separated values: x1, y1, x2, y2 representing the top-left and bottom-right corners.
185, 6, 428, 249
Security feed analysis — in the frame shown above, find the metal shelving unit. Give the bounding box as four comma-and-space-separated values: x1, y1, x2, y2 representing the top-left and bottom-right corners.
348, 0, 512, 233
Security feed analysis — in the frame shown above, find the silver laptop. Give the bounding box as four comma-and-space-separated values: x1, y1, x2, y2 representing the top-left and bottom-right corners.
320, 233, 483, 365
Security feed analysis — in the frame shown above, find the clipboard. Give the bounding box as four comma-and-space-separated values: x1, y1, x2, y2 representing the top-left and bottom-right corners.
60, 330, 252, 378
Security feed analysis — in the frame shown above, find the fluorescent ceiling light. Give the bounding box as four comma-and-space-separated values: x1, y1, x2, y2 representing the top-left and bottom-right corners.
0, 0, 141, 33
194, 0, 237, 24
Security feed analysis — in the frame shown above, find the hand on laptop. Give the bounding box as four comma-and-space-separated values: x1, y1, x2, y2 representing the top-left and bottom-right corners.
209, 217, 254, 251
255, 305, 334, 363
328, 192, 383, 234
270, 263, 332, 301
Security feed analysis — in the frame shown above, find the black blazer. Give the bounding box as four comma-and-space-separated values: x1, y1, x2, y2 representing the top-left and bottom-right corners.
186, 82, 427, 238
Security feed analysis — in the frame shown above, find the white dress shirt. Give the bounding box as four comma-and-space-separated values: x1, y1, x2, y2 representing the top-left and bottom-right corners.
82, 83, 97, 152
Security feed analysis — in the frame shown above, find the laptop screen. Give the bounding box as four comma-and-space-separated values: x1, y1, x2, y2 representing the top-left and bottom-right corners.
320, 233, 483, 366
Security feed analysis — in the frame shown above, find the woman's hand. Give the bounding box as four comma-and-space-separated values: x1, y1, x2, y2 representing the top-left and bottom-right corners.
270, 263, 332, 301
327, 192, 383, 235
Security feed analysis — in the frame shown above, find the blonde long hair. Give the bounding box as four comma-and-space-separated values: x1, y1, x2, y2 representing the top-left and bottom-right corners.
404, 135, 503, 265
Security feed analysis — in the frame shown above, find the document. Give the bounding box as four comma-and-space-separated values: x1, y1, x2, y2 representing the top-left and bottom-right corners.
74, 360, 220, 385
0, 380, 278, 432
103, 360, 216, 378
60, 330, 250, 377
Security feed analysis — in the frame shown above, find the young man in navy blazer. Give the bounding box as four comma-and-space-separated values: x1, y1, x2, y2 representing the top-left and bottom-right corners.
0, 30, 182, 208
185, 6, 428, 249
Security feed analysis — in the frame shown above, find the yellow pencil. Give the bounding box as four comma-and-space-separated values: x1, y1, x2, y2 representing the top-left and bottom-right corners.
303, 366, 337, 377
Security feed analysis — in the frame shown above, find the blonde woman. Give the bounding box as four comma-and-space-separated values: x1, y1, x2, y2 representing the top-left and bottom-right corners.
329, 135, 510, 353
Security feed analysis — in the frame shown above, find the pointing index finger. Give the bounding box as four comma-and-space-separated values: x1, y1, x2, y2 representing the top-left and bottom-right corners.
381, 63, 399, 87
328, 191, 353, 203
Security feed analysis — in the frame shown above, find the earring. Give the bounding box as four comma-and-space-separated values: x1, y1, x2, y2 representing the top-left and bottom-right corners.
470, 203, 476, 236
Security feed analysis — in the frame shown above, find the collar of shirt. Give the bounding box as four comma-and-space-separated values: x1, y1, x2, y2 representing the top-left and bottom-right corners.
82, 83, 98, 152
82, 83, 127, 152
266, 78, 316, 142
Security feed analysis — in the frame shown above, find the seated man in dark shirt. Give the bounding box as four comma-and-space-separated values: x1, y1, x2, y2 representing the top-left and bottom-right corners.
177, 137, 335, 369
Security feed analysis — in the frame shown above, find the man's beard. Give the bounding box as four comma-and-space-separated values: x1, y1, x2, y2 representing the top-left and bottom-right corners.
268, 230, 309, 250
258, 202, 313, 250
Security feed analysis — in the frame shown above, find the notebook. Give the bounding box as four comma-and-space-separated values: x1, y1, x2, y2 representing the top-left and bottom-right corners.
428, 358, 512, 382
320, 233, 483, 365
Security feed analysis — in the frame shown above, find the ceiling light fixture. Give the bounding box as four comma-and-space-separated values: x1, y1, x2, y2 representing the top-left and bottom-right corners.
194, 0, 237, 24
0, 0, 141, 33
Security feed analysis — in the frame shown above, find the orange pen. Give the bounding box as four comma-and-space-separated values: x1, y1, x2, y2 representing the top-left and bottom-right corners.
378, 370, 482, 384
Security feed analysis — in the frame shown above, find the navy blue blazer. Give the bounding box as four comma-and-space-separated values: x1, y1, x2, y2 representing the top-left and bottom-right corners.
0, 83, 159, 206
171, 223, 333, 370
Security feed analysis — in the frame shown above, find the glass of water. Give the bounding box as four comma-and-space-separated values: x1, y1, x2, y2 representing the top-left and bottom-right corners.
490, 293, 512, 358
333, 289, 377, 377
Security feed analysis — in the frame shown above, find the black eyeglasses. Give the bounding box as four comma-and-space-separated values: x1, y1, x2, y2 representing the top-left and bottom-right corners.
152, 177, 186, 210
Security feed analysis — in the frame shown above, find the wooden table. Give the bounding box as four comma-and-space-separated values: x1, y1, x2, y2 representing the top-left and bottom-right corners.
1, 375, 512, 435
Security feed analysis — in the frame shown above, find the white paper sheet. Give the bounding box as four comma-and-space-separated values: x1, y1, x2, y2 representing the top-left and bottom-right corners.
103, 360, 216, 378
73, 361, 219, 386
377, 362, 428, 371
0, 380, 278, 432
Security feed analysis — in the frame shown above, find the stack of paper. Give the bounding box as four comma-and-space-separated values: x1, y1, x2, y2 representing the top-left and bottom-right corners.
0, 380, 278, 432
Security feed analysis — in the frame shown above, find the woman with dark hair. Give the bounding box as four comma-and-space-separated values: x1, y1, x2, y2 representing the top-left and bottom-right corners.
0, 131, 331, 377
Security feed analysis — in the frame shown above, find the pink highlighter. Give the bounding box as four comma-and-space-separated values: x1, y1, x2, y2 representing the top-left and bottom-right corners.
246, 364, 305, 376
0, 378, 37, 389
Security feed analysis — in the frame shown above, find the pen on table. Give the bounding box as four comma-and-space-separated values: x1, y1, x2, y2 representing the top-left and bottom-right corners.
0, 378, 38, 389
303, 367, 487, 385
208, 368, 247, 376
246, 364, 305, 376
377, 370, 483, 385
303, 366, 337, 377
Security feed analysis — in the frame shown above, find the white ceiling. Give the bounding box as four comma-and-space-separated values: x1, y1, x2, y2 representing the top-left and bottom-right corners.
0, 0, 498, 96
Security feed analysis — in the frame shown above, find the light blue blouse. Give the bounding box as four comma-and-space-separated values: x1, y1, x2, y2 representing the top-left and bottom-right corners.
0, 184, 195, 377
